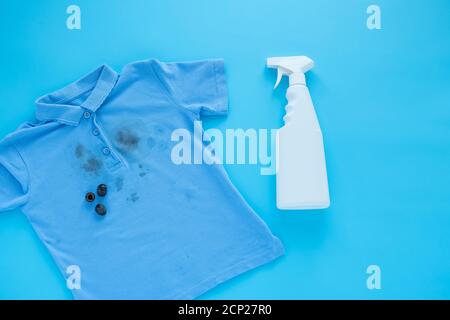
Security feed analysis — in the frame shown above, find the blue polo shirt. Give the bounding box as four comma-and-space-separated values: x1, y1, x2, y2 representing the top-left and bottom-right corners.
0, 59, 284, 299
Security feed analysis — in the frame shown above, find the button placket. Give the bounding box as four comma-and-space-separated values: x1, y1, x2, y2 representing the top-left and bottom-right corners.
84, 110, 120, 168
91, 114, 125, 170
102, 147, 111, 156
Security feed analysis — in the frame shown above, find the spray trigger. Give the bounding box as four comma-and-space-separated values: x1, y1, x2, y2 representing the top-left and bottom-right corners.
273, 67, 288, 89
274, 69, 283, 89
267, 56, 314, 90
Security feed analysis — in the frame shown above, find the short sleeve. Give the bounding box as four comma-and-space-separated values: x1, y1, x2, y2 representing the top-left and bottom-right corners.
151, 59, 229, 116
0, 140, 30, 211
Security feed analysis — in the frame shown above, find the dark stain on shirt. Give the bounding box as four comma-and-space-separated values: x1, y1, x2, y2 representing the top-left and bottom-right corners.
157, 141, 168, 151
128, 192, 139, 203
146, 137, 156, 149
115, 177, 124, 192
115, 128, 140, 151
138, 163, 152, 178
83, 157, 103, 173
154, 125, 165, 135
75, 144, 85, 158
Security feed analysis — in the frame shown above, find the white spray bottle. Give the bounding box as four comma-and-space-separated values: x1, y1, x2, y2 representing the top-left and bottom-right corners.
267, 56, 330, 210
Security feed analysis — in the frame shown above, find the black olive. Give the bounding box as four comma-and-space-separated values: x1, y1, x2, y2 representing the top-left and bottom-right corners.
97, 184, 107, 197
95, 204, 107, 216
85, 192, 96, 202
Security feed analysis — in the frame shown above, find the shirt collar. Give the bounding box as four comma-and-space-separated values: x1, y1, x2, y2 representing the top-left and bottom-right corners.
35, 65, 118, 126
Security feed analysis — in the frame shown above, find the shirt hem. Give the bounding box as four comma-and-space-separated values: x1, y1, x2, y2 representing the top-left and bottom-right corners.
167, 238, 284, 300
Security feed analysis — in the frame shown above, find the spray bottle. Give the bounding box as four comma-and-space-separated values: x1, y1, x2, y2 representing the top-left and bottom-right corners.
267, 56, 330, 210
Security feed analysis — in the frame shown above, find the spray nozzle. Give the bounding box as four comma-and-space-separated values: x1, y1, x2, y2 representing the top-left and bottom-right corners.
267, 56, 314, 89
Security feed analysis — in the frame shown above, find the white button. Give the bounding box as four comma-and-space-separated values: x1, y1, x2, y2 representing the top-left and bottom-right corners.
102, 147, 111, 155
93, 129, 100, 136
84, 111, 91, 119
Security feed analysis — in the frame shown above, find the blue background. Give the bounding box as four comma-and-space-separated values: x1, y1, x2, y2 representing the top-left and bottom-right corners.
1, 0, 450, 299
